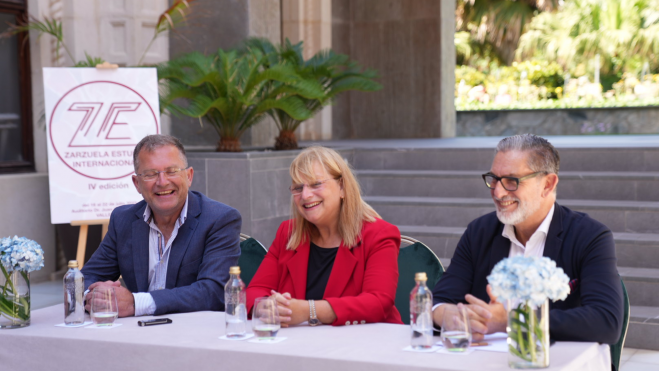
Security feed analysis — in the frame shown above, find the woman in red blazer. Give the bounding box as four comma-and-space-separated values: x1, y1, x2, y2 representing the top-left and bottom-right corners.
246, 146, 403, 326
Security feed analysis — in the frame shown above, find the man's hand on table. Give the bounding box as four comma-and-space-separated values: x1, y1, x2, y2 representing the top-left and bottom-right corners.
465, 285, 507, 340
432, 285, 507, 341
85, 280, 136, 317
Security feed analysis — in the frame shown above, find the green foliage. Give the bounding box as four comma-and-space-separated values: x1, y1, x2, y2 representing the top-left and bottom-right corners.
514, 60, 564, 92
456, 0, 559, 65
457, 96, 659, 111
138, 0, 194, 66
457, 60, 565, 93
0, 16, 74, 64
244, 38, 381, 150
517, 0, 659, 76
157, 48, 324, 151
73, 53, 106, 67
455, 66, 486, 87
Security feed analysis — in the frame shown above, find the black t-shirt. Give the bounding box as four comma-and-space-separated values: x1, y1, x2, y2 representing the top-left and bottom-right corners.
305, 242, 339, 300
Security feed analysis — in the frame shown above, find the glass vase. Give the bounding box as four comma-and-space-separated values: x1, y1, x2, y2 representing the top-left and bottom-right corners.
0, 268, 30, 329
507, 299, 549, 369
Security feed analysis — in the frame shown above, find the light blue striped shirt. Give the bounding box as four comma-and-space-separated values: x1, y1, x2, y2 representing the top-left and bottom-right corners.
133, 196, 189, 316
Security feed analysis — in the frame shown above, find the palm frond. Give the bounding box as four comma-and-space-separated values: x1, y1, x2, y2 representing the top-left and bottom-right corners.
74, 53, 105, 67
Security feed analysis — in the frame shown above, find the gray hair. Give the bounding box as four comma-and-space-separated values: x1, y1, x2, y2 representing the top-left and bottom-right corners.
133, 134, 188, 172
495, 134, 560, 175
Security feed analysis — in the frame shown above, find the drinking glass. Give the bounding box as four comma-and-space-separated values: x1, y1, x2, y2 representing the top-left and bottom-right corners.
441, 304, 472, 352
90, 287, 119, 326
252, 297, 280, 341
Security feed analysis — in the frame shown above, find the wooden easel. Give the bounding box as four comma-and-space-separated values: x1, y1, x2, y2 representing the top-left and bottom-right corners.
71, 219, 109, 269
67, 62, 116, 270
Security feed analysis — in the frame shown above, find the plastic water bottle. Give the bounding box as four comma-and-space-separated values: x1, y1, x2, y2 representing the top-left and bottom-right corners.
224, 266, 247, 338
63, 260, 85, 325
410, 272, 434, 349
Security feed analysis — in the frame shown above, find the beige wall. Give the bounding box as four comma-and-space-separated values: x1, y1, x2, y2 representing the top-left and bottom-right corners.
282, 0, 333, 141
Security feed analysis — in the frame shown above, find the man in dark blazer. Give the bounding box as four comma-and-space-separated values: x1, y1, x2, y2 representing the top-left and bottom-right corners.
82, 135, 241, 317
432, 134, 623, 344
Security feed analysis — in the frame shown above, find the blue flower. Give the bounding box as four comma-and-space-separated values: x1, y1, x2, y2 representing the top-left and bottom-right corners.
0, 236, 45, 273
487, 256, 570, 307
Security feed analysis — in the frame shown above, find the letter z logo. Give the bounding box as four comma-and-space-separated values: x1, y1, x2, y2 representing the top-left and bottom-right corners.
49, 81, 159, 180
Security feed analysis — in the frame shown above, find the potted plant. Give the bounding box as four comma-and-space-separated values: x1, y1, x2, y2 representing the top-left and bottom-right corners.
245, 38, 382, 150
158, 48, 324, 152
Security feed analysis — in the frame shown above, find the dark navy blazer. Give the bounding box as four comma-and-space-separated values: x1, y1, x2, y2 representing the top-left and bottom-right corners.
432, 203, 623, 344
81, 191, 241, 315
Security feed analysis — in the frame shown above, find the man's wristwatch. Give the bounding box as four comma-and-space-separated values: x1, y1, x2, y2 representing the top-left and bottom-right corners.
308, 300, 322, 326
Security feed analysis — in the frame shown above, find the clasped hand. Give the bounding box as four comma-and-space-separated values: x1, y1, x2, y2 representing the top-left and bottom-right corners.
463, 285, 507, 341
270, 290, 308, 327
84, 280, 136, 317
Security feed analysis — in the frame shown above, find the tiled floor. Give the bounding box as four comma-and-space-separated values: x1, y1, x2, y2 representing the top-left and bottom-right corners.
621, 347, 659, 370
28, 280, 659, 370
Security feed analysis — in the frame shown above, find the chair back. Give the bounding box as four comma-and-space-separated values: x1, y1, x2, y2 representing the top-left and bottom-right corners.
610, 278, 631, 371
238, 233, 267, 287
395, 236, 444, 325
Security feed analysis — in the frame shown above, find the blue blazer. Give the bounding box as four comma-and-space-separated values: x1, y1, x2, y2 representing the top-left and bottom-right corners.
81, 190, 241, 315
432, 203, 623, 344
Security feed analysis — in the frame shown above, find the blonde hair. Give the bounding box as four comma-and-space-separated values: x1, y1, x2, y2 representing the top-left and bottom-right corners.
287, 146, 380, 250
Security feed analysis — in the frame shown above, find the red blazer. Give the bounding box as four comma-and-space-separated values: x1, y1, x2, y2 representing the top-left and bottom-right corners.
246, 218, 403, 326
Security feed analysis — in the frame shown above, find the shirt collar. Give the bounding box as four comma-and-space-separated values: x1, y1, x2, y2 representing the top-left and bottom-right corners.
143, 195, 189, 226
502, 204, 555, 245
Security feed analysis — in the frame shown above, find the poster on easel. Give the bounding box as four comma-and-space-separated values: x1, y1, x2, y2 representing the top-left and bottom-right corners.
43, 67, 160, 224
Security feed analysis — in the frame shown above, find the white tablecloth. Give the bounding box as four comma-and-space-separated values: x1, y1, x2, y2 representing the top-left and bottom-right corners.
0, 305, 610, 371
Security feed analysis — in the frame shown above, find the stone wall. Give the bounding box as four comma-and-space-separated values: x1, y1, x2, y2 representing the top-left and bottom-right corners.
457, 107, 659, 136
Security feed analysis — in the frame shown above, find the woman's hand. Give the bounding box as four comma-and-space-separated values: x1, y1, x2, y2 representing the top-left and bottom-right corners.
286, 299, 311, 326
270, 290, 292, 326
270, 290, 310, 327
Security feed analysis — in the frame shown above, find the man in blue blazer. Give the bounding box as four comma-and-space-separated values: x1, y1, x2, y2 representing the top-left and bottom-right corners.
432, 134, 623, 344
82, 135, 241, 317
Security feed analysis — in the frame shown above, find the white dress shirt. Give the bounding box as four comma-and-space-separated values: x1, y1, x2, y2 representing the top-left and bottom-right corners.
432, 204, 555, 313
504, 204, 554, 259
133, 196, 189, 316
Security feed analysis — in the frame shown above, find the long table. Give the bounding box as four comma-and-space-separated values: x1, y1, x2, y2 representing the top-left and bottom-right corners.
0, 305, 610, 371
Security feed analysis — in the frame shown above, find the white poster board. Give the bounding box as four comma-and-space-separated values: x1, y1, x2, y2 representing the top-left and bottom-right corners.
43, 68, 160, 224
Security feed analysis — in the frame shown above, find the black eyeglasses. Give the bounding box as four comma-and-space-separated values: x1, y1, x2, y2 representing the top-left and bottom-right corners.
482, 172, 545, 192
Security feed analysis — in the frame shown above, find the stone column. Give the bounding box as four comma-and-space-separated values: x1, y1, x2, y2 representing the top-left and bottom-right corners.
282, 0, 333, 141
440, 0, 456, 138
331, 0, 456, 139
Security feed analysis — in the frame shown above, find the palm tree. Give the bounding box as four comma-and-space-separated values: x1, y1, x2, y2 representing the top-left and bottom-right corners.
517, 0, 659, 77
157, 48, 324, 152
456, 0, 559, 65
244, 38, 382, 150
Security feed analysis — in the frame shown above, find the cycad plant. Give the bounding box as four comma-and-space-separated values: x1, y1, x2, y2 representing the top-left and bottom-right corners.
245, 38, 382, 150
158, 48, 325, 152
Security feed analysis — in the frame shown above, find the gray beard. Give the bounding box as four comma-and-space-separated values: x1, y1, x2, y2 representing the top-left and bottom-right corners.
495, 197, 542, 226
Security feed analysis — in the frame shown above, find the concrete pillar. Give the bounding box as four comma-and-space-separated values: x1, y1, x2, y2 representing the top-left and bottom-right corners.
282, 0, 333, 141
331, 0, 456, 139
440, 0, 456, 138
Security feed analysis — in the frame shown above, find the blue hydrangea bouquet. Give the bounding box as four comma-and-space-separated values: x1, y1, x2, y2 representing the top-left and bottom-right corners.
488, 256, 570, 368
0, 236, 44, 328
